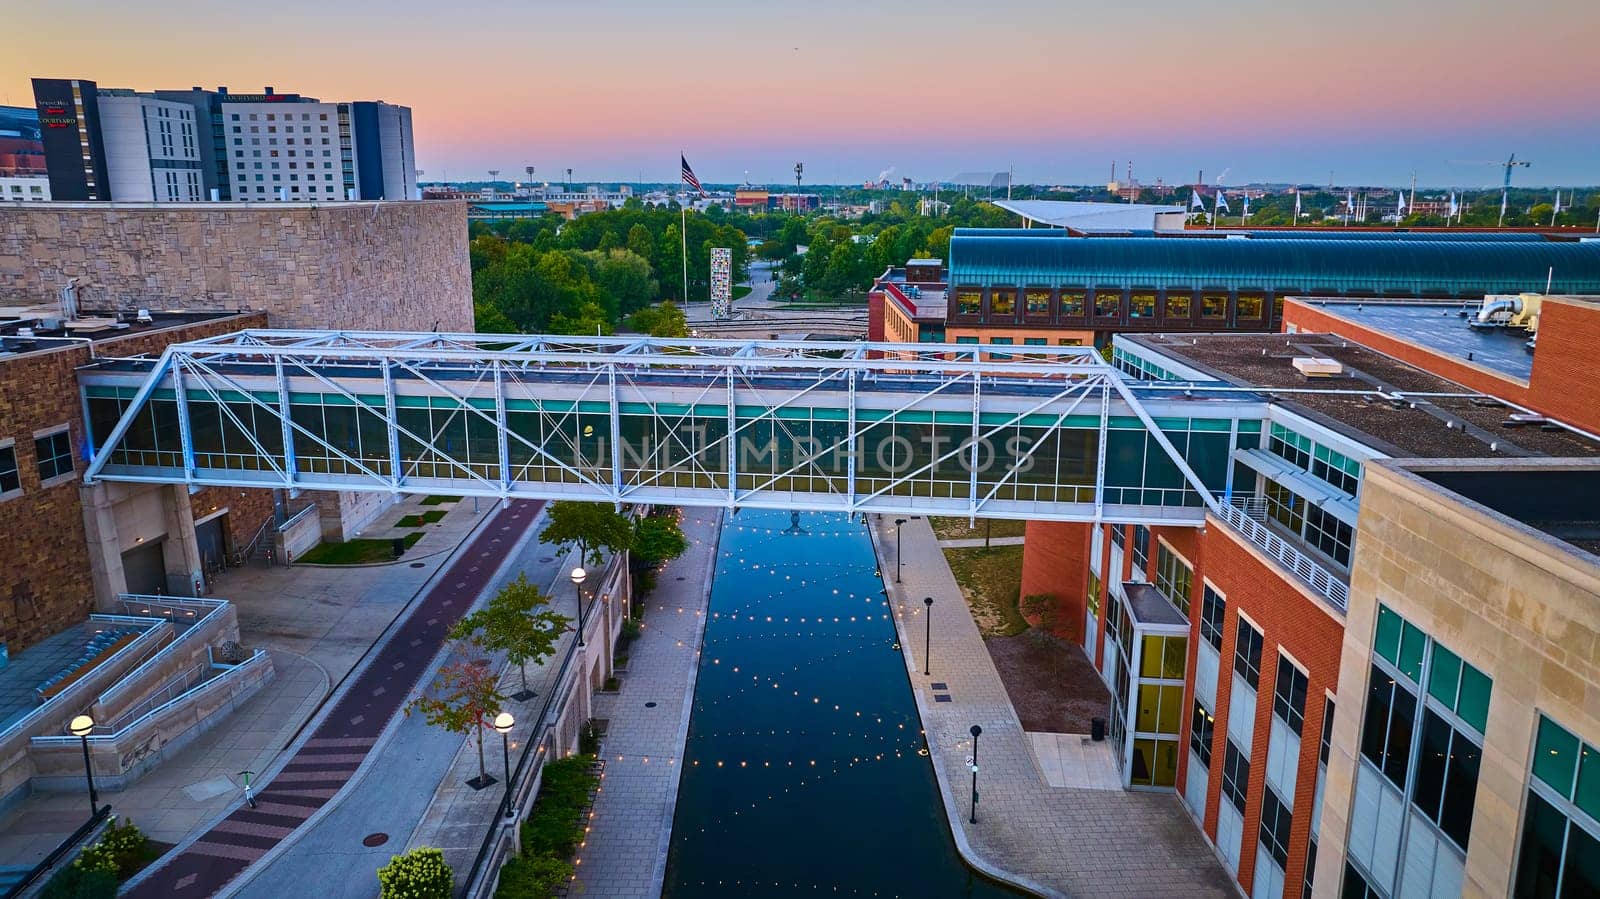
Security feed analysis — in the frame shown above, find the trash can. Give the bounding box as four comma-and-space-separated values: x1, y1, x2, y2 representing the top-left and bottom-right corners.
1090, 717, 1106, 742
392, 537, 406, 559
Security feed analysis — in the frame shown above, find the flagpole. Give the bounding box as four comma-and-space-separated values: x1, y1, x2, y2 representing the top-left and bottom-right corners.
681, 201, 689, 309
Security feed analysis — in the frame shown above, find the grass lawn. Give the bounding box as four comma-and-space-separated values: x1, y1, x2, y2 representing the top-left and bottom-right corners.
394, 509, 446, 528
928, 516, 1026, 542
941, 544, 1028, 637
297, 531, 424, 564
419, 495, 456, 506
733, 284, 752, 300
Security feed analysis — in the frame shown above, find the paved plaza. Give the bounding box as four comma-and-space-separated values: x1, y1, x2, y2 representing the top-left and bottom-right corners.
872, 516, 1237, 898
569, 509, 719, 898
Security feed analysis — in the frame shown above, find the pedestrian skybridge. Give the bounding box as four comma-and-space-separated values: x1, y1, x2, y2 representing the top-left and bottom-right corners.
80, 331, 1271, 524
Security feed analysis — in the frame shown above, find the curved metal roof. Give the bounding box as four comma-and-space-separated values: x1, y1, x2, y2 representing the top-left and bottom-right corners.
947, 235, 1600, 294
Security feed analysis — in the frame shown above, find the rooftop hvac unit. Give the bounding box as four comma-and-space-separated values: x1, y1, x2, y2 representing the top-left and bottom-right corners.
136, 309, 153, 324
1291, 357, 1343, 378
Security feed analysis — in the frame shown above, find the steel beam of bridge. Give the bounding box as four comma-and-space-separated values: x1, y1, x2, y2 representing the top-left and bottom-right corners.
80, 331, 1267, 525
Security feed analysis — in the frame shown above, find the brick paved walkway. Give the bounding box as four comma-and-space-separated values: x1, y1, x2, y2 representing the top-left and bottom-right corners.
568, 509, 718, 899
123, 500, 543, 898
872, 516, 1236, 899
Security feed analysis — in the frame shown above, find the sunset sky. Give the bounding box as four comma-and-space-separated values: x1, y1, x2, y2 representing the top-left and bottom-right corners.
7, 0, 1597, 187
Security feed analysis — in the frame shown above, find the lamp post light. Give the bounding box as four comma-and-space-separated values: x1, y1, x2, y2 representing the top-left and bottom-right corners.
68, 714, 98, 818
493, 711, 516, 820
969, 724, 982, 824
923, 597, 934, 676
571, 566, 588, 648
894, 519, 907, 584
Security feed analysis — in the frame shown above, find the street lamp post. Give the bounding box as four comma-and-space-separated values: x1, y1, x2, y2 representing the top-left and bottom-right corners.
969, 724, 982, 824
894, 519, 907, 584
922, 597, 934, 676
493, 711, 516, 820
68, 714, 98, 819
571, 566, 588, 648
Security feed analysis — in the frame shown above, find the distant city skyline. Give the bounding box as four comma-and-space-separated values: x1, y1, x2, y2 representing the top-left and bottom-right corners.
7, 0, 1599, 189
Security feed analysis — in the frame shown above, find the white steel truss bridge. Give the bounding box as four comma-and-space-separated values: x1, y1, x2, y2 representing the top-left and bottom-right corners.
80, 331, 1272, 524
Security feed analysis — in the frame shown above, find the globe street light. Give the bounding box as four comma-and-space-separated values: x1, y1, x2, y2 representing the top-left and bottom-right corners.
894, 519, 907, 584
493, 711, 516, 820
68, 714, 98, 818
923, 597, 934, 676
969, 724, 983, 824
571, 567, 588, 648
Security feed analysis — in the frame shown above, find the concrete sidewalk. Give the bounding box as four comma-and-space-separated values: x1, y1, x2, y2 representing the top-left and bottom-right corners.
872, 516, 1235, 898
938, 536, 1028, 549
569, 509, 719, 899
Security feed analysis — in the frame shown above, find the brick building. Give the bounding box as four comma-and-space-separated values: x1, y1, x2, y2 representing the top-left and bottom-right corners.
0, 311, 269, 654
1019, 294, 1600, 898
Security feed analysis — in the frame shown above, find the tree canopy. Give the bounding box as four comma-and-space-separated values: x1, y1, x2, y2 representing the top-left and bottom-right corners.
539, 501, 634, 567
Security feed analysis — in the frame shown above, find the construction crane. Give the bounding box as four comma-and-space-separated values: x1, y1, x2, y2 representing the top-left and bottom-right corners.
1452, 154, 1532, 226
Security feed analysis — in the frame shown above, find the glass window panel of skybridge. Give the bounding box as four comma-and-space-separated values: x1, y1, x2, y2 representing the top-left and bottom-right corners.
616, 412, 729, 492
189, 397, 285, 472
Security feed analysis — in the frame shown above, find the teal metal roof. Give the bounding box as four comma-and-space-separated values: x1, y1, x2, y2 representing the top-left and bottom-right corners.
947, 235, 1600, 294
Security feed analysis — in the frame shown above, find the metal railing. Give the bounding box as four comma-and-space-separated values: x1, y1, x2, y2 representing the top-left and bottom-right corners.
33, 650, 269, 747
0, 616, 169, 745
97, 597, 229, 714
95, 662, 209, 735
277, 502, 318, 533
1217, 497, 1349, 612
240, 515, 274, 564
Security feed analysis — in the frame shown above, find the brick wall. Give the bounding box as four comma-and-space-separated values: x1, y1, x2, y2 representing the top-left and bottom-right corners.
1018, 521, 1090, 640
1524, 297, 1600, 434
0, 312, 271, 652
0, 202, 472, 333
1194, 521, 1344, 896
867, 289, 886, 342
0, 346, 96, 653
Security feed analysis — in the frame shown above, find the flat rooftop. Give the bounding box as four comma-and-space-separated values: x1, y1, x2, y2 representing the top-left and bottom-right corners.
1123, 331, 1600, 460
1414, 464, 1600, 560
1295, 299, 1533, 380
0, 307, 247, 358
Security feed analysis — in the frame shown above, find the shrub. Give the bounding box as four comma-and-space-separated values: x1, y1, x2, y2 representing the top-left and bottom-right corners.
76, 818, 150, 881
42, 865, 117, 899
620, 618, 642, 641
376, 846, 454, 899
579, 720, 602, 756
519, 755, 596, 858
632, 515, 688, 568
495, 854, 573, 898
1021, 593, 1057, 630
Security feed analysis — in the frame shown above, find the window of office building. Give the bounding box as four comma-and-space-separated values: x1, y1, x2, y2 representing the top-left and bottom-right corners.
1155, 543, 1192, 616
1223, 739, 1250, 813
989, 288, 1015, 317
1320, 699, 1335, 765
0, 444, 19, 494
1514, 715, 1600, 899
1234, 618, 1263, 689
1132, 525, 1150, 575
956, 288, 982, 316
1202, 293, 1228, 319
1094, 288, 1122, 318
1273, 655, 1309, 734
1165, 291, 1193, 320
1360, 662, 1417, 789
1025, 288, 1050, 316
34, 429, 73, 481
1260, 787, 1294, 868
1130, 291, 1156, 318
1411, 708, 1482, 849
1191, 701, 1216, 767
1200, 584, 1226, 650
1110, 524, 1124, 550
1238, 293, 1266, 319
1059, 289, 1086, 317
988, 337, 1013, 360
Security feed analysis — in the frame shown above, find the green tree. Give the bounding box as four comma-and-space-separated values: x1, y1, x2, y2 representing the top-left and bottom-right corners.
548, 300, 614, 336
539, 501, 633, 567
627, 300, 688, 337
405, 656, 506, 788
585, 248, 658, 316
632, 514, 688, 568
474, 300, 517, 334
449, 574, 569, 698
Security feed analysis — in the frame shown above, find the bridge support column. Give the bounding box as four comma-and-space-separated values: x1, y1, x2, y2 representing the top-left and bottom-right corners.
1019, 521, 1091, 643
161, 485, 205, 597
79, 481, 128, 610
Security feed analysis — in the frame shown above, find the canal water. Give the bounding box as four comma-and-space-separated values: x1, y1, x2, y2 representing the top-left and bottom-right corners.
663, 509, 1019, 898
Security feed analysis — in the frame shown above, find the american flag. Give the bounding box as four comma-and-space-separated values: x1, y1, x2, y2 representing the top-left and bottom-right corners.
680, 154, 706, 197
